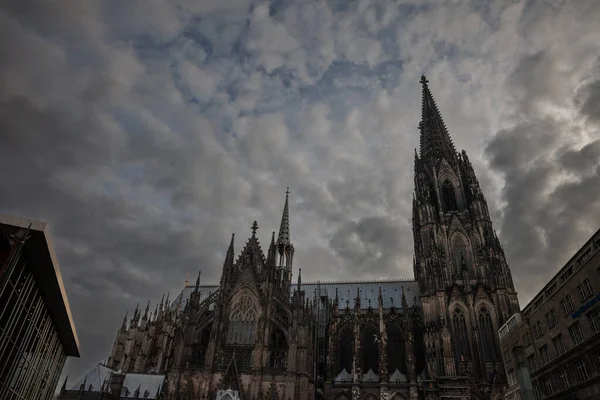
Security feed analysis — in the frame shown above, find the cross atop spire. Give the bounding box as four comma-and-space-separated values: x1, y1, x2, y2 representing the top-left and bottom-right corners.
277, 187, 291, 245
419, 75, 457, 166
251, 221, 258, 237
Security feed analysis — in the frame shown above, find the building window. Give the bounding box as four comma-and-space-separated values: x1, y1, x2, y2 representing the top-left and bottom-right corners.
523, 331, 532, 347
386, 323, 405, 373
577, 278, 593, 301
534, 297, 544, 309
546, 309, 558, 327
269, 327, 287, 370
546, 282, 557, 296
542, 376, 553, 397
553, 334, 567, 356
422, 229, 432, 257
560, 266, 573, 283
561, 295, 574, 314
588, 308, 600, 334
478, 307, 497, 361
575, 359, 590, 382
452, 308, 471, 361
226, 294, 258, 345
533, 320, 544, 338
578, 246, 593, 265
539, 345, 550, 365
527, 354, 537, 371
507, 369, 517, 386
442, 180, 458, 211
515, 392, 522, 400
503, 349, 511, 362
361, 324, 380, 374
451, 234, 470, 274
338, 325, 354, 373
557, 369, 569, 390
533, 383, 541, 400
569, 322, 585, 345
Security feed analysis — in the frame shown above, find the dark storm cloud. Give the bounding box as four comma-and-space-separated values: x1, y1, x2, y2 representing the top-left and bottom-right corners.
1, 0, 599, 387
485, 18, 600, 303
574, 63, 600, 124
330, 216, 413, 277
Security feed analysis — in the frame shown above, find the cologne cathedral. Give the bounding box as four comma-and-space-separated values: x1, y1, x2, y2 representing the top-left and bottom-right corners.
58, 77, 520, 400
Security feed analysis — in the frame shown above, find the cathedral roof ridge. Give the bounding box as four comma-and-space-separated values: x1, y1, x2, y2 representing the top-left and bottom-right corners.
178, 275, 417, 290
297, 277, 416, 285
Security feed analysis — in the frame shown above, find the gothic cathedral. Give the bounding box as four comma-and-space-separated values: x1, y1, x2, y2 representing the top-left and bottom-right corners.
59, 77, 520, 400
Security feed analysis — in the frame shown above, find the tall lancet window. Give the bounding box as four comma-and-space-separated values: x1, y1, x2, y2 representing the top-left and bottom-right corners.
451, 309, 471, 362
442, 181, 458, 211
361, 324, 380, 374
451, 235, 470, 274
338, 325, 354, 373
226, 294, 258, 345
478, 308, 497, 361
269, 327, 288, 370
386, 323, 405, 373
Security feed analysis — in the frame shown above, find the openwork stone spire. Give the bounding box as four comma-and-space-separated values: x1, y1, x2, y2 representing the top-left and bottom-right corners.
419, 75, 457, 166
277, 187, 291, 246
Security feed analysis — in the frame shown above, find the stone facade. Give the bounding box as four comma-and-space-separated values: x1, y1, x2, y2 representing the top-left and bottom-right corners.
61, 77, 519, 400
412, 76, 520, 399
499, 229, 600, 400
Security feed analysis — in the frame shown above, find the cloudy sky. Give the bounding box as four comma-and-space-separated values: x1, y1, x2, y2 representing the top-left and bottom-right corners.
1, 0, 599, 383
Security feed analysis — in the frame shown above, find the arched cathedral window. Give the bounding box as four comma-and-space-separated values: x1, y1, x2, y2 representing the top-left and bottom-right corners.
478, 308, 497, 361
451, 309, 471, 362
451, 235, 470, 274
386, 323, 405, 373
361, 324, 380, 374
422, 229, 432, 257
338, 326, 353, 373
192, 324, 212, 366
269, 327, 287, 370
441, 181, 458, 212
226, 295, 258, 345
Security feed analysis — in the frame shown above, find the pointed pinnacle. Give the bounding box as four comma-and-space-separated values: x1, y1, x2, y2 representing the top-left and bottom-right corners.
251, 221, 258, 237
277, 187, 291, 245
419, 75, 456, 164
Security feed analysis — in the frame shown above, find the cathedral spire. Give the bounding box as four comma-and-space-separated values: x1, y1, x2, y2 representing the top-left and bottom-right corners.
419, 75, 457, 166
267, 231, 277, 267
194, 271, 201, 293
276, 188, 294, 284
277, 187, 291, 245
220, 233, 235, 286
120, 311, 128, 331
226, 233, 235, 261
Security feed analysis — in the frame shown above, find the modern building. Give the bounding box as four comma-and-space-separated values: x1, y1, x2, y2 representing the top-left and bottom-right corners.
499, 229, 600, 400
0, 214, 80, 400
69, 77, 519, 400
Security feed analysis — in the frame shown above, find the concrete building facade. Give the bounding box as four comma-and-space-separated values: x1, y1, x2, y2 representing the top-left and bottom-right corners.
499, 229, 600, 400
0, 214, 80, 400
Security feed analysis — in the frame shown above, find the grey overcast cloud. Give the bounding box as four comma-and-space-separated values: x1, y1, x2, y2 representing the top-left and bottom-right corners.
1, 0, 599, 382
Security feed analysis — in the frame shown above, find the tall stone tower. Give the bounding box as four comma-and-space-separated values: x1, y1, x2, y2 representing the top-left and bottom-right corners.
412, 76, 520, 383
